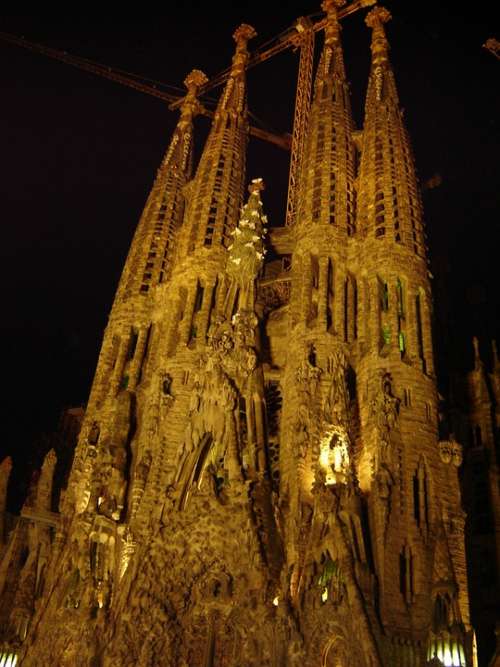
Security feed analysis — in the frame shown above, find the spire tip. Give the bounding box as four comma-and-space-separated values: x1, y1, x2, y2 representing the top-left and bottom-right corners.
249, 177, 265, 195
321, 0, 346, 12
365, 5, 391, 29
233, 23, 257, 46
183, 69, 208, 91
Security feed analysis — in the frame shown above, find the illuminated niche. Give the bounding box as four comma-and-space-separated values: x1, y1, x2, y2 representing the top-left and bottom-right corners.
0, 653, 18, 667
319, 427, 350, 485
427, 632, 466, 667
427, 592, 467, 666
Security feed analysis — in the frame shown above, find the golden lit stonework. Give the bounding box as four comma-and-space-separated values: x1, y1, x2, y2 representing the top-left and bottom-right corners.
0, 4, 480, 667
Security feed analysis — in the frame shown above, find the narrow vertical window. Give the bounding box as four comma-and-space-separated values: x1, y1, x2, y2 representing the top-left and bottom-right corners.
403, 388, 411, 407
193, 281, 204, 313
127, 329, 138, 360
327, 258, 334, 331
344, 278, 349, 342
413, 459, 429, 530
397, 278, 406, 358
311, 255, 320, 289
353, 278, 358, 340
415, 293, 426, 372
399, 544, 415, 603
378, 278, 389, 311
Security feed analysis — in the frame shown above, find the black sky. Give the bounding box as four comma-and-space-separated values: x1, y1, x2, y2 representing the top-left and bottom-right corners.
0, 4, 498, 497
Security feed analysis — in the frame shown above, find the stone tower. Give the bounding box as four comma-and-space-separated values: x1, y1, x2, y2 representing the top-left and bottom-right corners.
1, 4, 476, 666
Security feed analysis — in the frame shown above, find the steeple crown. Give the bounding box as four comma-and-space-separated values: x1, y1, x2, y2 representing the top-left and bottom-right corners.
322, 0, 345, 46
215, 24, 256, 119
232, 24, 257, 61
366, 6, 391, 67
178, 69, 208, 127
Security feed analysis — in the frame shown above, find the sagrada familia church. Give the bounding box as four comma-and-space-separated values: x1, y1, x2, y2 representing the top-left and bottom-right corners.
0, 2, 499, 665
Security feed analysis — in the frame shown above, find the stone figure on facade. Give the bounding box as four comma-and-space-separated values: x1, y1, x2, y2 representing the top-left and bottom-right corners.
370, 371, 400, 470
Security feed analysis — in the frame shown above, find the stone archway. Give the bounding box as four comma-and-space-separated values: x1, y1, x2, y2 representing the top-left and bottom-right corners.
322, 636, 349, 667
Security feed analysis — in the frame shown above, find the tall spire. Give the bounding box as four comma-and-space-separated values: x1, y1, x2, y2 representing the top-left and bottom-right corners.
296, 0, 355, 235
117, 69, 207, 299
180, 24, 256, 256
357, 7, 426, 255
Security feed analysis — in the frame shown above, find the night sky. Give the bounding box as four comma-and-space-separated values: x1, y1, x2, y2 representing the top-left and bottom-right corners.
0, 4, 498, 502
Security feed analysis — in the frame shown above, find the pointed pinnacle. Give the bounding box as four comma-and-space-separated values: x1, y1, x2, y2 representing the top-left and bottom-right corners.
472, 336, 482, 370
366, 6, 391, 65
322, 0, 346, 12
179, 69, 208, 122
233, 23, 257, 47
183, 69, 208, 92
248, 177, 265, 195
230, 24, 257, 77
322, 0, 344, 43
365, 6, 392, 29
42, 448, 57, 469
0, 456, 12, 472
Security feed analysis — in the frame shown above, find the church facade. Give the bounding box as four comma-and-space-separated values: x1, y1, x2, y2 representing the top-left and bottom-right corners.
0, 3, 483, 665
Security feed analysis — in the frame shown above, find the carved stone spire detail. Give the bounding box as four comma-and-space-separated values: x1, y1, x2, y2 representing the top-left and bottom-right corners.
180, 24, 256, 255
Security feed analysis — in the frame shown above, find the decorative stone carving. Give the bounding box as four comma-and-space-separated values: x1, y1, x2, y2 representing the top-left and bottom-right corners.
87, 421, 100, 445
439, 439, 463, 467
129, 450, 152, 523
370, 371, 400, 470
323, 350, 349, 428
293, 346, 322, 460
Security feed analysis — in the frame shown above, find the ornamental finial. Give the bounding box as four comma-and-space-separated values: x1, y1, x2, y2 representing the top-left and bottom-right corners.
230, 24, 257, 76
365, 6, 391, 29
233, 24, 257, 49
179, 69, 208, 122
322, 0, 346, 11
183, 69, 208, 92
248, 177, 265, 195
366, 6, 391, 66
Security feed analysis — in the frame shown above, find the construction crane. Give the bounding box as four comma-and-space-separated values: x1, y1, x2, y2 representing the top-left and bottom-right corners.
0, 0, 375, 225
0, 30, 291, 151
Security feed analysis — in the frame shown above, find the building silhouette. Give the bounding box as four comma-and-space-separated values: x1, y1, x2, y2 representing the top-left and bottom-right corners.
0, 2, 498, 665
